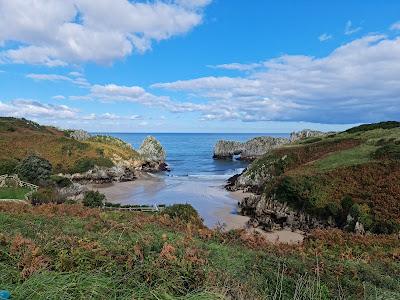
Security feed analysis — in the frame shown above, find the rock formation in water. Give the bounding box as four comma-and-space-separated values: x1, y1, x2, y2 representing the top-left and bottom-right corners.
289, 129, 334, 142
139, 136, 168, 171
213, 136, 289, 160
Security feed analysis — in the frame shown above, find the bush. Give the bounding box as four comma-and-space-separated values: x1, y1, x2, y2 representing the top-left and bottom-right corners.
30, 187, 66, 205
163, 204, 202, 225
0, 159, 19, 175
372, 144, 400, 160
70, 157, 114, 174
345, 121, 400, 134
83, 191, 106, 207
16, 155, 52, 185
50, 175, 73, 188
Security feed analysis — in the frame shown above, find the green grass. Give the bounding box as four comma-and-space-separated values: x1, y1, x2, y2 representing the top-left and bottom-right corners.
0, 203, 399, 299
0, 187, 30, 199
312, 144, 378, 172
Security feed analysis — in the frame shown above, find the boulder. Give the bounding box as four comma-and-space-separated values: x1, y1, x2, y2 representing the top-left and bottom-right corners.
213, 136, 289, 160
70, 130, 91, 141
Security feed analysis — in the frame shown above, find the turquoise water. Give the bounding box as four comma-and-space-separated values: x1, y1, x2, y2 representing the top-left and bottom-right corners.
96, 133, 289, 177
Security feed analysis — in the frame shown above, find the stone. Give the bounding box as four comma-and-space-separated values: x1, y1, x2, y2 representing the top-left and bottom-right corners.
138, 136, 168, 171
289, 129, 335, 142
70, 130, 91, 141
354, 221, 365, 235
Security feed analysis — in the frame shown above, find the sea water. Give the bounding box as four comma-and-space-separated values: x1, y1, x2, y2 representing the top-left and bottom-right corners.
94, 133, 289, 227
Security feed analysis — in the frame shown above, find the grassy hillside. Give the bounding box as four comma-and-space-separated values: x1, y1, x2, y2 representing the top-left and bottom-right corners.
239, 121, 400, 233
0, 117, 140, 174
0, 202, 399, 299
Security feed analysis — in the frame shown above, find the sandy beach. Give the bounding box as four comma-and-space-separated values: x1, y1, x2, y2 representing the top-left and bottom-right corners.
91, 176, 304, 244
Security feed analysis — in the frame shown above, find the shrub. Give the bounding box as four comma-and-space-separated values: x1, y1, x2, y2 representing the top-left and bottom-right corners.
0, 159, 19, 175
16, 155, 52, 185
83, 191, 106, 207
345, 121, 400, 134
50, 175, 73, 188
372, 144, 400, 160
70, 157, 114, 174
340, 195, 354, 212
163, 204, 203, 225
30, 187, 66, 205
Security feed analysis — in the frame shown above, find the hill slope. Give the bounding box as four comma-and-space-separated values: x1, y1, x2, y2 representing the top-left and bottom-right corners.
230, 121, 400, 234
0, 118, 144, 175
0, 202, 399, 299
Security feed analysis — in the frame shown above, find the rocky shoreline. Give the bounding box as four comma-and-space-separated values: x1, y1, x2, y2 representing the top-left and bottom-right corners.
57, 131, 169, 200
219, 129, 344, 234
213, 136, 289, 160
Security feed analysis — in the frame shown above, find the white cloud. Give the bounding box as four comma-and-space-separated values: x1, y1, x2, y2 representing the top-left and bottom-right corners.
208, 62, 262, 71
152, 35, 400, 124
52, 95, 66, 100
318, 33, 332, 42
0, 99, 78, 119
69, 71, 83, 77
345, 20, 362, 35
175, 0, 212, 9
26, 73, 90, 87
390, 21, 400, 31
0, 0, 210, 66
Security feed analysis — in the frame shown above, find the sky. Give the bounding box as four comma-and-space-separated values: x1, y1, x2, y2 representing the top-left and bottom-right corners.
0, 0, 400, 133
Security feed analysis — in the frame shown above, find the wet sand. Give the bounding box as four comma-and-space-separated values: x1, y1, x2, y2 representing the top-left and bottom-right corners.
91, 176, 304, 244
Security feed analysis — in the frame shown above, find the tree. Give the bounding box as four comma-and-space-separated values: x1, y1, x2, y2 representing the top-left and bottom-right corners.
16, 155, 52, 185
83, 191, 106, 208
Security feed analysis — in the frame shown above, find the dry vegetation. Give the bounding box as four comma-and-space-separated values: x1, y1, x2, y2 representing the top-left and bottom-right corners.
0, 202, 399, 299
0, 117, 140, 174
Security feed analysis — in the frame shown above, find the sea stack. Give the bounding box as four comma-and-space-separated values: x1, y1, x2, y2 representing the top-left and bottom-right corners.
139, 136, 168, 171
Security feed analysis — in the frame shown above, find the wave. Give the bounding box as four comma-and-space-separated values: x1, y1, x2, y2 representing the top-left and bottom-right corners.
165, 167, 245, 181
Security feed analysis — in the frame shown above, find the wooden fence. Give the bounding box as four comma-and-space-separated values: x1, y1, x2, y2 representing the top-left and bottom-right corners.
0, 174, 38, 201
103, 205, 165, 213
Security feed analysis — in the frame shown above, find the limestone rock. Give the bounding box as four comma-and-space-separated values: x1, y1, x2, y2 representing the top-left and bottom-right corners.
354, 221, 365, 235
289, 129, 334, 142
213, 136, 289, 160
59, 183, 88, 201
68, 166, 136, 183
138, 136, 168, 171
70, 130, 91, 141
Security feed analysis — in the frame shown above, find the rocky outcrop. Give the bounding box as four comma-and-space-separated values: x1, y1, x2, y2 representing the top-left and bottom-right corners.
67, 166, 136, 184
289, 129, 334, 142
238, 195, 328, 232
227, 154, 288, 193
70, 130, 91, 141
59, 182, 88, 201
138, 136, 168, 171
213, 136, 289, 160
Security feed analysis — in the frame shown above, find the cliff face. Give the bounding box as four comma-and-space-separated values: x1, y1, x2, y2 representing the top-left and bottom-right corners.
228, 122, 400, 234
213, 136, 289, 160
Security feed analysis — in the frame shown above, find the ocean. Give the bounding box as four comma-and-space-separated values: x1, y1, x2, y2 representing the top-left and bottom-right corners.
94, 133, 289, 227
96, 133, 289, 177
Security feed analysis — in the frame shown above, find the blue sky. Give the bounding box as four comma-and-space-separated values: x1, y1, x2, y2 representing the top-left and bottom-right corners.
0, 0, 399, 132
